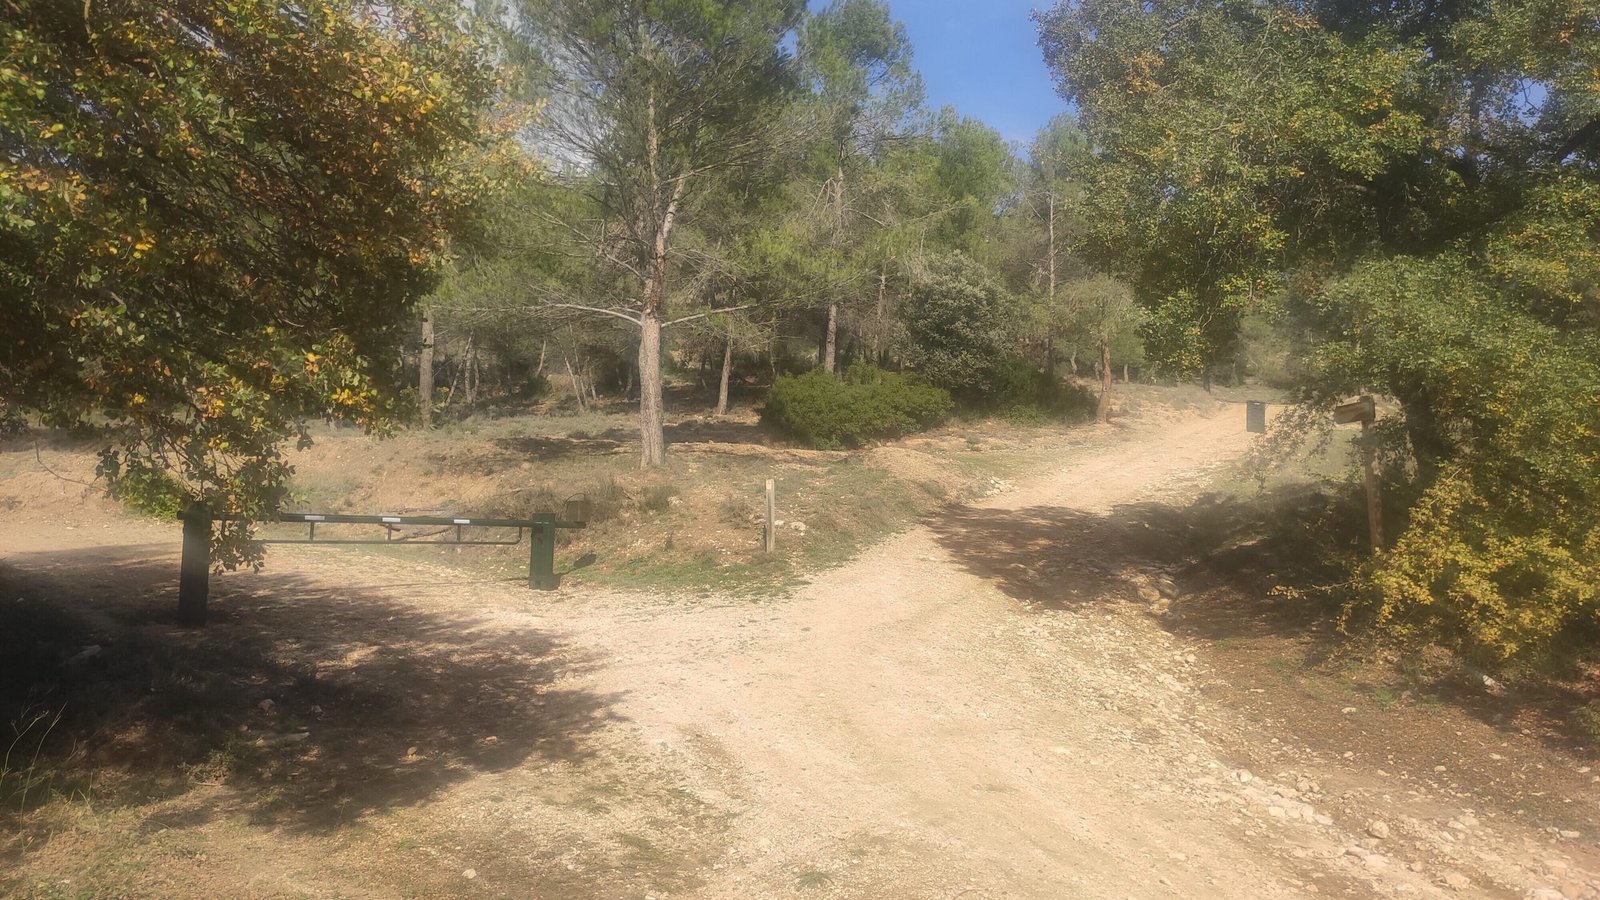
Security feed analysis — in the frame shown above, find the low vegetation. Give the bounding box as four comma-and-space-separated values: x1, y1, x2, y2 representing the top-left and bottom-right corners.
760, 364, 953, 450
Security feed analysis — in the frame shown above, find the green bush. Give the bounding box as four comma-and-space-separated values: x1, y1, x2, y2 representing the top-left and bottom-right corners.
981, 353, 1098, 421
903, 253, 1019, 404
761, 364, 953, 449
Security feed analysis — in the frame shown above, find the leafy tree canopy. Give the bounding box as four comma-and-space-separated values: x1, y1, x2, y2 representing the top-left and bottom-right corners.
1, 0, 502, 565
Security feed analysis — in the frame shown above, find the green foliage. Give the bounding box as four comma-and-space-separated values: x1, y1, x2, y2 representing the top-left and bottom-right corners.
1, 0, 501, 566
983, 354, 1098, 422
101, 457, 187, 520
1039, 0, 1600, 665
1310, 256, 1600, 667
761, 363, 952, 449
903, 253, 1020, 403
1574, 701, 1600, 743
1038, 0, 1430, 376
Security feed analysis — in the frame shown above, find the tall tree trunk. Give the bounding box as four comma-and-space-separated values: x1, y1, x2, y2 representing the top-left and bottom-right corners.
1400, 388, 1449, 487
873, 266, 887, 363
716, 338, 733, 416
1123, 363, 1129, 383
639, 311, 665, 467
1045, 191, 1058, 378
564, 356, 587, 414
823, 161, 845, 376
418, 304, 434, 428
465, 330, 478, 407
636, 88, 681, 469
536, 339, 547, 376
1097, 336, 1112, 425
824, 303, 838, 375
1069, 348, 1079, 377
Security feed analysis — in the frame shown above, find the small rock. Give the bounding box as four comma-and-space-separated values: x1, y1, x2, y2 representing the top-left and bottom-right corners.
257, 699, 277, 714
1368, 820, 1391, 839
463, 869, 476, 880
1441, 872, 1471, 891
253, 731, 310, 747
481, 735, 499, 745
1342, 707, 1358, 715
1457, 814, 1479, 829
1236, 770, 1253, 784
1558, 829, 1581, 839
65, 645, 103, 665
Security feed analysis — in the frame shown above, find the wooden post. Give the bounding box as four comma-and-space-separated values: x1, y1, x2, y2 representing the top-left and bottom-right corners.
179, 501, 210, 627
1335, 396, 1382, 553
1361, 419, 1384, 552
764, 479, 776, 554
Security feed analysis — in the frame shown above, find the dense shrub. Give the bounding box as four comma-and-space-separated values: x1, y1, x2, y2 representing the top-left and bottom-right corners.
982, 353, 1098, 421
761, 364, 953, 449
903, 253, 1019, 404
1304, 256, 1600, 669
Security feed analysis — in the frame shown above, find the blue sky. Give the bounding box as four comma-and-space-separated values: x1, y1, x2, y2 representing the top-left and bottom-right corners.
873, 1, 1067, 146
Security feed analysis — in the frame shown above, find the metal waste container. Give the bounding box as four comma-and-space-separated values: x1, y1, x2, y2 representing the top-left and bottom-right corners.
1246, 401, 1267, 434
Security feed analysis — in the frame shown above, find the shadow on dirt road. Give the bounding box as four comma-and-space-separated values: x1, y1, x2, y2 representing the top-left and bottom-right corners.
0, 542, 620, 833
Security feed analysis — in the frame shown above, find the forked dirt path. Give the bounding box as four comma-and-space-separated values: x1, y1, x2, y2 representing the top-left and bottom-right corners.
561, 411, 1300, 898
4, 408, 1597, 898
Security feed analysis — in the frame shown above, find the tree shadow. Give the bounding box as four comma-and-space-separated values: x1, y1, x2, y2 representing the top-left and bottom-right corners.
488, 435, 628, 461
926, 486, 1600, 760
0, 542, 621, 834
923, 487, 1345, 640
591, 419, 773, 448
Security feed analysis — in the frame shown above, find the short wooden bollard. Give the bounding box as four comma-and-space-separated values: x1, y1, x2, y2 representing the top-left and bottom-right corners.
764, 479, 776, 554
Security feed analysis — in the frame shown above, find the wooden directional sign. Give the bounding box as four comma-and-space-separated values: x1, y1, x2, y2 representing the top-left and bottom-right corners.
1330, 394, 1385, 553
1333, 395, 1376, 426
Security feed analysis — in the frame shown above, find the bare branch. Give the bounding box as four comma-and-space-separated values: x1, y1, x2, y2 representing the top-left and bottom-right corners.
664, 303, 758, 328
539, 303, 644, 327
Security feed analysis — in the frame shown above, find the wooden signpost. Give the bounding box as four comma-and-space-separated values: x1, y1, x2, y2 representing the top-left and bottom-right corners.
764, 479, 777, 554
1334, 396, 1383, 553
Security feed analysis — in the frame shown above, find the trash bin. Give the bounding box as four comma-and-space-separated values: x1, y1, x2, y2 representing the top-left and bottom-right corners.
1246, 401, 1267, 434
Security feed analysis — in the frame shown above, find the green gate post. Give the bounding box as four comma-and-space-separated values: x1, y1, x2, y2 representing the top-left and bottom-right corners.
179, 501, 210, 627
528, 513, 559, 590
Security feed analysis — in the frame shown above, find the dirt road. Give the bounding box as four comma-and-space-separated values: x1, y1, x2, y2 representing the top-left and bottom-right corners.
3, 408, 1597, 898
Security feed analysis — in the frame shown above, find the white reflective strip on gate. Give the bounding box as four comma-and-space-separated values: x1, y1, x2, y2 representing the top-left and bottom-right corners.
303, 515, 325, 522
454, 519, 471, 525
381, 516, 401, 524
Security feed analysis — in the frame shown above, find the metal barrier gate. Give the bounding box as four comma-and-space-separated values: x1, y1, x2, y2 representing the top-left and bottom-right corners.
178, 502, 588, 627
